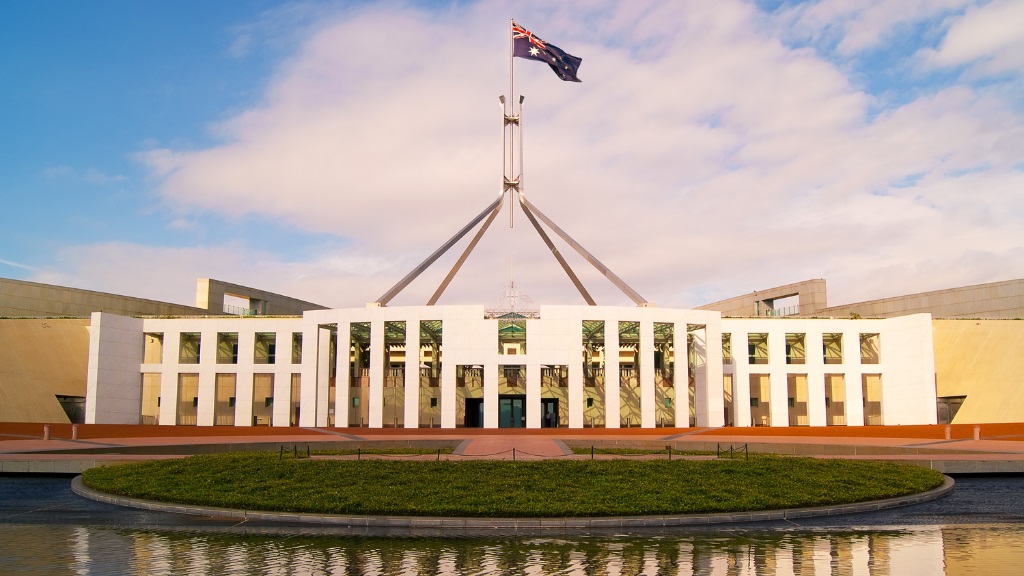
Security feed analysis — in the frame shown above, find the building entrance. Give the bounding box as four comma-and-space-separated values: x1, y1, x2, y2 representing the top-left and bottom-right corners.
464, 398, 483, 428
541, 398, 559, 428
499, 395, 526, 428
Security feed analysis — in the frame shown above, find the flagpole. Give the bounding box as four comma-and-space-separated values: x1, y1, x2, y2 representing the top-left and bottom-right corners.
509, 18, 516, 228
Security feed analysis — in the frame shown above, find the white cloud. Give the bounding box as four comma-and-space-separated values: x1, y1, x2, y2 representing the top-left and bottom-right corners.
923, 0, 1024, 75
776, 0, 973, 55
82, 0, 1024, 309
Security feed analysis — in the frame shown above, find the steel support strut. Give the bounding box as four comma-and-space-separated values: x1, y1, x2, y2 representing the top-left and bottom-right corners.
375, 195, 504, 306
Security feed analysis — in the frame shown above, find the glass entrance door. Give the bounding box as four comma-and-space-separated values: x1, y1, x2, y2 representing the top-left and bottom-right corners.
541, 398, 559, 428
499, 395, 525, 428
465, 398, 483, 427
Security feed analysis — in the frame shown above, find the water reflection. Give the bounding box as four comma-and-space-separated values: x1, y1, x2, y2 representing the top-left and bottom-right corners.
3, 523, 1023, 575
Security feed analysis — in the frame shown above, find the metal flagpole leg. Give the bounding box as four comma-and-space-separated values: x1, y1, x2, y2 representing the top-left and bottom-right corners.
518, 195, 597, 305
375, 195, 505, 306
520, 196, 649, 306
427, 194, 506, 305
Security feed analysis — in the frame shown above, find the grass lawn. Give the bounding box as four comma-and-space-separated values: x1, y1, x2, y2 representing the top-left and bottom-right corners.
81, 453, 944, 518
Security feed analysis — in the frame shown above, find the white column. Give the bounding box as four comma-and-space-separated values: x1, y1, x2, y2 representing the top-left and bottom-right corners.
484, 362, 499, 428
605, 318, 620, 428
674, 321, 689, 427
568, 354, 584, 429
272, 349, 291, 427
440, 350, 456, 428
769, 327, 790, 427
703, 321, 725, 427
299, 321, 319, 427
640, 320, 656, 428
334, 322, 350, 427
526, 362, 541, 428
843, 329, 864, 426
734, 329, 752, 427
368, 319, 385, 428
805, 327, 827, 426
195, 327, 218, 426
691, 326, 710, 426
404, 320, 420, 428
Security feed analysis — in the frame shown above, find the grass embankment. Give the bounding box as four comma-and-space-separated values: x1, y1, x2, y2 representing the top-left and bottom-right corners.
82, 454, 944, 518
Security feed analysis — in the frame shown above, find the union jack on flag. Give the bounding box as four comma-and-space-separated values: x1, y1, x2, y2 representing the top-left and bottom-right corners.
512, 20, 582, 82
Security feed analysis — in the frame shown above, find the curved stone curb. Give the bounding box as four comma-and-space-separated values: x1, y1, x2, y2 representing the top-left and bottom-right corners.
72, 475, 955, 536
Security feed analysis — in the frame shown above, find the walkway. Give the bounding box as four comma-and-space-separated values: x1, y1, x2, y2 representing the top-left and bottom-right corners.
3, 422, 1024, 474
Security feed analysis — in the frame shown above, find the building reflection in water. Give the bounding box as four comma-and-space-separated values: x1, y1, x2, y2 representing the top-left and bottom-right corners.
2, 524, 1022, 575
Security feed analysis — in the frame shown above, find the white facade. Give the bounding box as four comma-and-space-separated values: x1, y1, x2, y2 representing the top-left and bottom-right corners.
84, 306, 937, 428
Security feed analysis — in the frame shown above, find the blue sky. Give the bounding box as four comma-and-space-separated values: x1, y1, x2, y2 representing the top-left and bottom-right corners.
2, 0, 1023, 310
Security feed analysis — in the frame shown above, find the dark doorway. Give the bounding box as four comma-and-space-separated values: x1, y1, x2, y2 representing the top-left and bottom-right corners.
465, 398, 484, 428
499, 395, 526, 428
541, 398, 559, 428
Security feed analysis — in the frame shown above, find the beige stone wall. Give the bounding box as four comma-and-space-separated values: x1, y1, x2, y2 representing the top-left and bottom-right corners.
195, 278, 328, 316
1, 278, 207, 318
697, 279, 827, 317
821, 278, 1024, 319
933, 319, 1024, 424
0, 318, 90, 423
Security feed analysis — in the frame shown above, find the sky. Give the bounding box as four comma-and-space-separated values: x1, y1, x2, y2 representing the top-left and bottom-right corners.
2, 0, 1023, 311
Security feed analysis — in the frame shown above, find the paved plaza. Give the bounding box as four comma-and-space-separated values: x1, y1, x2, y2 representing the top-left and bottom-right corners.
3, 422, 1024, 474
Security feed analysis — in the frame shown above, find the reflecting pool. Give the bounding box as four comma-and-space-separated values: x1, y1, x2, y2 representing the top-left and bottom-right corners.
2, 475, 1023, 575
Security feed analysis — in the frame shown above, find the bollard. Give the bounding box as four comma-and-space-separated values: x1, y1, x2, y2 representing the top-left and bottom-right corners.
43, 425, 51, 440
513, 448, 516, 462
945, 425, 952, 440
72, 425, 79, 440
974, 425, 981, 441
591, 446, 595, 460
437, 448, 441, 462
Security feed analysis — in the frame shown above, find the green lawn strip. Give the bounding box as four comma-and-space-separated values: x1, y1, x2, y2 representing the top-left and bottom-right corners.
81, 454, 944, 518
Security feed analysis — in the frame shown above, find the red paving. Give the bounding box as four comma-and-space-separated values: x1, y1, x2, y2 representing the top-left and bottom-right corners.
3, 422, 1024, 469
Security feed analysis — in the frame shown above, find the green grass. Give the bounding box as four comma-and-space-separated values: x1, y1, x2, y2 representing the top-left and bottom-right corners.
81, 454, 944, 518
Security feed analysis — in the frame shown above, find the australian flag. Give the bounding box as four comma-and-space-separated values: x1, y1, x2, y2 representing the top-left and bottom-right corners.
512, 20, 582, 82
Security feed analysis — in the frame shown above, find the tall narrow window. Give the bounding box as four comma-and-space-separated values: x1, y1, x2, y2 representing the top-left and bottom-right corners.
291, 332, 303, 364
823, 333, 843, 364
785, 333, 806, 364
860, 333, 880, 364
143, 333, 164, 364
255, 333, 276, 364
179, 333, 201, 364
748, 333, 769, 365
582, 320, 605, 428
217, 333, 238, 364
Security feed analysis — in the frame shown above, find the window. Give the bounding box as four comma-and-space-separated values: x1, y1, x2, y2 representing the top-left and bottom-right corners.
179, 333, 201, 364
748, 334, 769, 364
217, 333, 238, 364
291, 332, 303, 364
823, 334, 843, 364
860, 333, 880, 364
255, 333, 276, 364
785, 333, 805, 365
